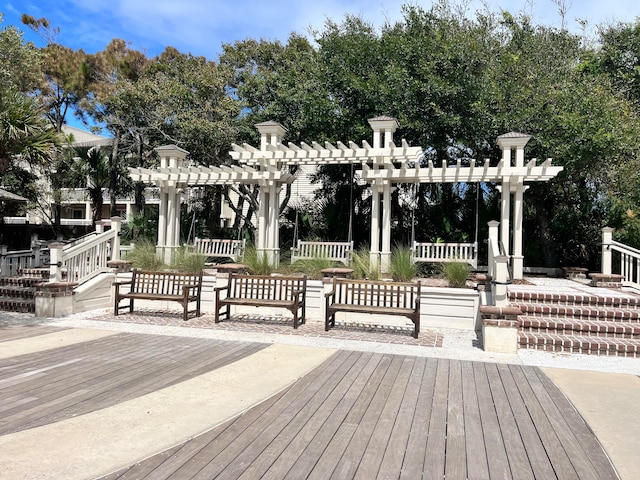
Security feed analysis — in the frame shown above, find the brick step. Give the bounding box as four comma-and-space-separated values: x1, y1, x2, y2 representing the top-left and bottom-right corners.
0, 297, 35, 313
519, 331, 640, 357
508, 291, 640, 309
0, 276, 46, 288
20, 268, 50, 278
520, 316, 640, 339
512, 303, 640, 322
0, 286, 35, 299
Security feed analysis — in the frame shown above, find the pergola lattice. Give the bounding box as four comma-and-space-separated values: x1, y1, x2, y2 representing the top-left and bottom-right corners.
129, 117, 562, 277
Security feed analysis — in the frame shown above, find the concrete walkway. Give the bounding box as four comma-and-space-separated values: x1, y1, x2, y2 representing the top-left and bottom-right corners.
1, 309, 639, 479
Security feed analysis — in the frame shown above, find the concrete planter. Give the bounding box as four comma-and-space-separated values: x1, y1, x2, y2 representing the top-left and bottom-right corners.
420, 286, 480, 330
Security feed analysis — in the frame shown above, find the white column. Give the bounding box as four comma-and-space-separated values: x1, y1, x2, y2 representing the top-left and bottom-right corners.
602, 227, 614, 275
157, 190, 167, 250
165, 186, 176, 264
369, 182, 381, 270
173, 189, 182, 248
111, 216, 121, 261
257, 186, 268, 253
85, 202, 91, 221
500, 181, 511, 257
269, 183, 280, 266
512, 182, 526, 279
380, 183, 393, 273
487, 220, 500, 278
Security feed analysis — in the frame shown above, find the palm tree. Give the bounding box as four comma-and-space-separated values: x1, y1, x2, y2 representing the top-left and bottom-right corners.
0, 89, 59, 179
72, 146, 110, 225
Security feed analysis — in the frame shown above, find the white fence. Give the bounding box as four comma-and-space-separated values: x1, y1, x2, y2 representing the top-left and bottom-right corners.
411, 241, 478, 268
48, 218, 122, 284
0, 245, 49, 277
602, 227, 640, 290
290, 240, 354, 265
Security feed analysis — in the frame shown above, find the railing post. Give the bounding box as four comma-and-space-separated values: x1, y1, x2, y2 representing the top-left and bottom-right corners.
111, 216, 122, 261
49, 242, 65, 282
33, 244, 41, 268
95, 221, 105, 234
488, 220, 500, 277
494, 255, 509, 307
602, 227, 614, 275
0, 245, 7, 276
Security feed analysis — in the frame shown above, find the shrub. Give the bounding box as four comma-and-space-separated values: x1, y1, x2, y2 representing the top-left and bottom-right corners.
389, 246, 417, 282
441, 262, 471, 288
351, 248, 380, 280
243, 246, 274, 275
126, 240, 165, 270
170, 247, 207, 273
293, 256, 337, 279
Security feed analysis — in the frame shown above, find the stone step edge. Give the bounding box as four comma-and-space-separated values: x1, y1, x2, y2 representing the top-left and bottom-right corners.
508, 291, 640, 307
518, 331, 640, 356
511, 303, 640, 321
519, 316, 640, 338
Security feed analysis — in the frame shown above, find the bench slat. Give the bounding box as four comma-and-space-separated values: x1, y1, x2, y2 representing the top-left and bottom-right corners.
326, 278, 421, 338
215, 274, 307, 328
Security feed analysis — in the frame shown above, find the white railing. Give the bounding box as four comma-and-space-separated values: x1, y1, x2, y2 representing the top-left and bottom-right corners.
291, 240, 353, 265
188, 238, 246, 262
602, 227, 640, 290
48, 217, 121, 284
0, 245, 49, 277
411, 241, 478, 268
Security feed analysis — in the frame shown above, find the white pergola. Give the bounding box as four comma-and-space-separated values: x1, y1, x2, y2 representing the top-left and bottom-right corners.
129, 117, 563, 277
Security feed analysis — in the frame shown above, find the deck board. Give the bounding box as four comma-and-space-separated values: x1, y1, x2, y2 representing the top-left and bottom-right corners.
1, 326, 618, 480
104, 352, 617, 480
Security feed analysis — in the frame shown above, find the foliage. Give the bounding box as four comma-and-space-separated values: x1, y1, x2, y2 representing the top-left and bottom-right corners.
351, 248, 380, 280
125, 240, 165, 270
169, 247, 206, 273
440, 262, 471, 288
121, 209, 158, 243
292, 256, 338, 279
389, 246, 417, 282
242, 246, 274, 275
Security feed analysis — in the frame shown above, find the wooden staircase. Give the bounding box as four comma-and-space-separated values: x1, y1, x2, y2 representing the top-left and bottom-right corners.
0, 269, 49, 313
509, 286, 640, 357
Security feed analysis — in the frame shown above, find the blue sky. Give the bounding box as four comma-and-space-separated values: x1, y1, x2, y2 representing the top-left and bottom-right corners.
2, 0, 640, 59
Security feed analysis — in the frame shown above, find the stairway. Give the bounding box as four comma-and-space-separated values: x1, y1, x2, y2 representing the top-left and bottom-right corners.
509, 283, 640, 357
0, 269, 49, 313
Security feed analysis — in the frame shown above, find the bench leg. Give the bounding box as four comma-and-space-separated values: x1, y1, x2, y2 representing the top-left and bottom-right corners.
129, 299, 134, 313
114, 298, 120, 317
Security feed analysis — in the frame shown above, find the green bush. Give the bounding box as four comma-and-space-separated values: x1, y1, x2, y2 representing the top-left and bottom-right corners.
243, 246, 274, 275
351, 248, 380, 280
441, 262, 471, 288
170, 247, 206, 273
126, 240, 165, 270
389, 246, 417, 282
293, 256, 337, 279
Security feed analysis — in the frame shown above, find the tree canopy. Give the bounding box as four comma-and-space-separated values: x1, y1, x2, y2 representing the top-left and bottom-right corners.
3, 3, 640, 268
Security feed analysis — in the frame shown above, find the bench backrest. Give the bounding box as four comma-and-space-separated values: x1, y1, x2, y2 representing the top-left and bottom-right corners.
331, 278, 420, 309
229, 274, 307, 301
411, 241, 477, 268
291, 240, 353, 265
190, 238, 246, 261
130, 269, 203, 295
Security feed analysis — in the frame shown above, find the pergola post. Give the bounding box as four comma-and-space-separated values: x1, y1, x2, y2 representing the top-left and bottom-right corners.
602, 227, 614, 275
154, 145, 189, 264
497, 132, 532, 280
370, 182, 382, 271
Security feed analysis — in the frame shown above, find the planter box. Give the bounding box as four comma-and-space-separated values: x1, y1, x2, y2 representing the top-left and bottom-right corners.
421, 286, 480, 330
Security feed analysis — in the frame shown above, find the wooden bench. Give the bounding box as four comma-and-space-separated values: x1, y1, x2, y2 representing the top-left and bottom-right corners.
290, 240, 353, 265
113, 269, 203, 321
325, 278, 421, 338
214, 274, 307, 328
188, 238, 246, 263
411, 241, 478, 268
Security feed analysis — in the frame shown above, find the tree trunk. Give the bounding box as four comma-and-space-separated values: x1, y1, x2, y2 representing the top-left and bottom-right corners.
532, 187, 557, 268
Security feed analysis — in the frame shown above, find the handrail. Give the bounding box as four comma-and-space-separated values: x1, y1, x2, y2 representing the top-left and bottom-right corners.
48, 217, 122, 284
602, 232, 640, 290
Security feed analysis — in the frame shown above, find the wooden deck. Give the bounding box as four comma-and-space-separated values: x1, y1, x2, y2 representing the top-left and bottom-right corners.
102, 353, 617, 480
0, 326, 618, 480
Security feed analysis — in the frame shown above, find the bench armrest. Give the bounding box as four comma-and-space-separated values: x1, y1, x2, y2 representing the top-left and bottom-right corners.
214, 285, 230, 292
113, 280, 133, 286
324, 289, 335, 298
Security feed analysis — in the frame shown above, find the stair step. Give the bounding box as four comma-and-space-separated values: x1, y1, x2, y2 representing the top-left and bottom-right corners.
508, 290, 640, 309
0, 286, 35, 299
520, 316, 640, 338
0, 297, 35, 313
0, 276, 46, 288
519, 331, 640, 357
512, 303, 640, 322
